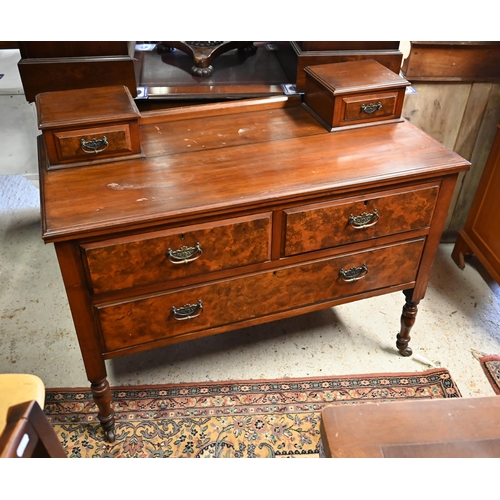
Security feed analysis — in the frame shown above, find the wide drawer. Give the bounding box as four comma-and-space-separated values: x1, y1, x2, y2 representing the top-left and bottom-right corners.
82, 213, 272, 294
283, 184, 438, 257
96, 238, 425, 353
52, 123, 138, 163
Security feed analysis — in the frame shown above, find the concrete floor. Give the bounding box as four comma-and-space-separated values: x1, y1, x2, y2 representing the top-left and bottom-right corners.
1, 173, 500, 398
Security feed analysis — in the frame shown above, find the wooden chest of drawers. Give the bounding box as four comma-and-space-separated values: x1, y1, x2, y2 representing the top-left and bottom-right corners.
38, 94, 469, 441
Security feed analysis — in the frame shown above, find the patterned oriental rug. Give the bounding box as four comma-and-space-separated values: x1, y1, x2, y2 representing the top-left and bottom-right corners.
44, 368, 460, 458
479, 355, 500, 395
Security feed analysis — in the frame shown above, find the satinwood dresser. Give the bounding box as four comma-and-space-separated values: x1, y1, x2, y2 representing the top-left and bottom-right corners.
37, 88, 469, 441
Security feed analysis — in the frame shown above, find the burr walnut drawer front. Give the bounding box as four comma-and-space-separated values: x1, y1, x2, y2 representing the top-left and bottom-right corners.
50, 123, 141, 164
96, 238, 425, 353
82, 213, 272, 294
283, 184, 438, 257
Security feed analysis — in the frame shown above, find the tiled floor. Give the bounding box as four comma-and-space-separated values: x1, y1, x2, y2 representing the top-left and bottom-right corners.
1, 173, 500, 398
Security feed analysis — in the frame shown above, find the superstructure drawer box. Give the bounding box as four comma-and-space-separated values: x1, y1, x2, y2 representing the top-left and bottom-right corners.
303, 59, 410, 131
36, 85, 144, 169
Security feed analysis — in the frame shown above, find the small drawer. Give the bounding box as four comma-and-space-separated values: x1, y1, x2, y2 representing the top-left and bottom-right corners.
96, 238, 424, 353
284, 184, 438, 257
53, 124, 137, 162
340, 91, 400, 126
81, 213, 272, 294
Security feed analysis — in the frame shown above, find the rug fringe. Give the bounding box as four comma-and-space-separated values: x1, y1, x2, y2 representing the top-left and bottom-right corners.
412, 352, 440, 368
471, 348, 491, 360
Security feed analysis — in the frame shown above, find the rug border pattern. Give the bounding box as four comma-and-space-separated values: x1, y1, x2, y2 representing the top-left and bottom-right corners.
479, 355, 500, 395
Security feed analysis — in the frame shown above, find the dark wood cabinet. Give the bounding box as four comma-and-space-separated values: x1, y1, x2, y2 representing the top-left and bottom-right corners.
17, 42, 139, 102
452, 124, 500, 283
402, 42, 500, 82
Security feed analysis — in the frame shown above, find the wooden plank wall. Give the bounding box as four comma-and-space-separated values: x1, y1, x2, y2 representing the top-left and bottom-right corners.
402, 82, 500, 240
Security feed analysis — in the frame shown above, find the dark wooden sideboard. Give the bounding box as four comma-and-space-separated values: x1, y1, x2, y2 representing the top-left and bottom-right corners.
401, 42, 500, 82
17, 42, 139, 102
37, 92, 469, 441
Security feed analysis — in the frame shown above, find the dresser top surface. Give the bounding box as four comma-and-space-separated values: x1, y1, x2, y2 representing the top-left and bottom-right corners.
39, 97, 469, 242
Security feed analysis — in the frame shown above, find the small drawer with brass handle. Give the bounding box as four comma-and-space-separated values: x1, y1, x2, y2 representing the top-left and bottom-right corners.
36, 85, 144, 169
342, 92, 399, 125
302, 60, 410, 131
53, 124, 137, 163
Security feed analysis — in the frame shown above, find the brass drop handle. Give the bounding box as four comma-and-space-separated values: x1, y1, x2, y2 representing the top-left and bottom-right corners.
171, 300, 203, 320
167, 242, 202, 264
80, 136, 109, 154
339, 264, 368, 282
361, 102, 382, 114
349, 209, 379, 229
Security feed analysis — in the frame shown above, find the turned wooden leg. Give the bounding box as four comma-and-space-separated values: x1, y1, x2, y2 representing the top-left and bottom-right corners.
396, 290, 420, 357
91, 378, 115, 443
451, 232, 472, 270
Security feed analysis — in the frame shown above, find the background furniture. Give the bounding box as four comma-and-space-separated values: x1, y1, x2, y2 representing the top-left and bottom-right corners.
452, 124, 500, 284
17, 42, 138, 102
401, 42, 500, 237
0, 401, 66, 458
0, 373, 65, 457
401, 42, 500, 83
320, 396, 500, 458
0, 373, 44, 433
